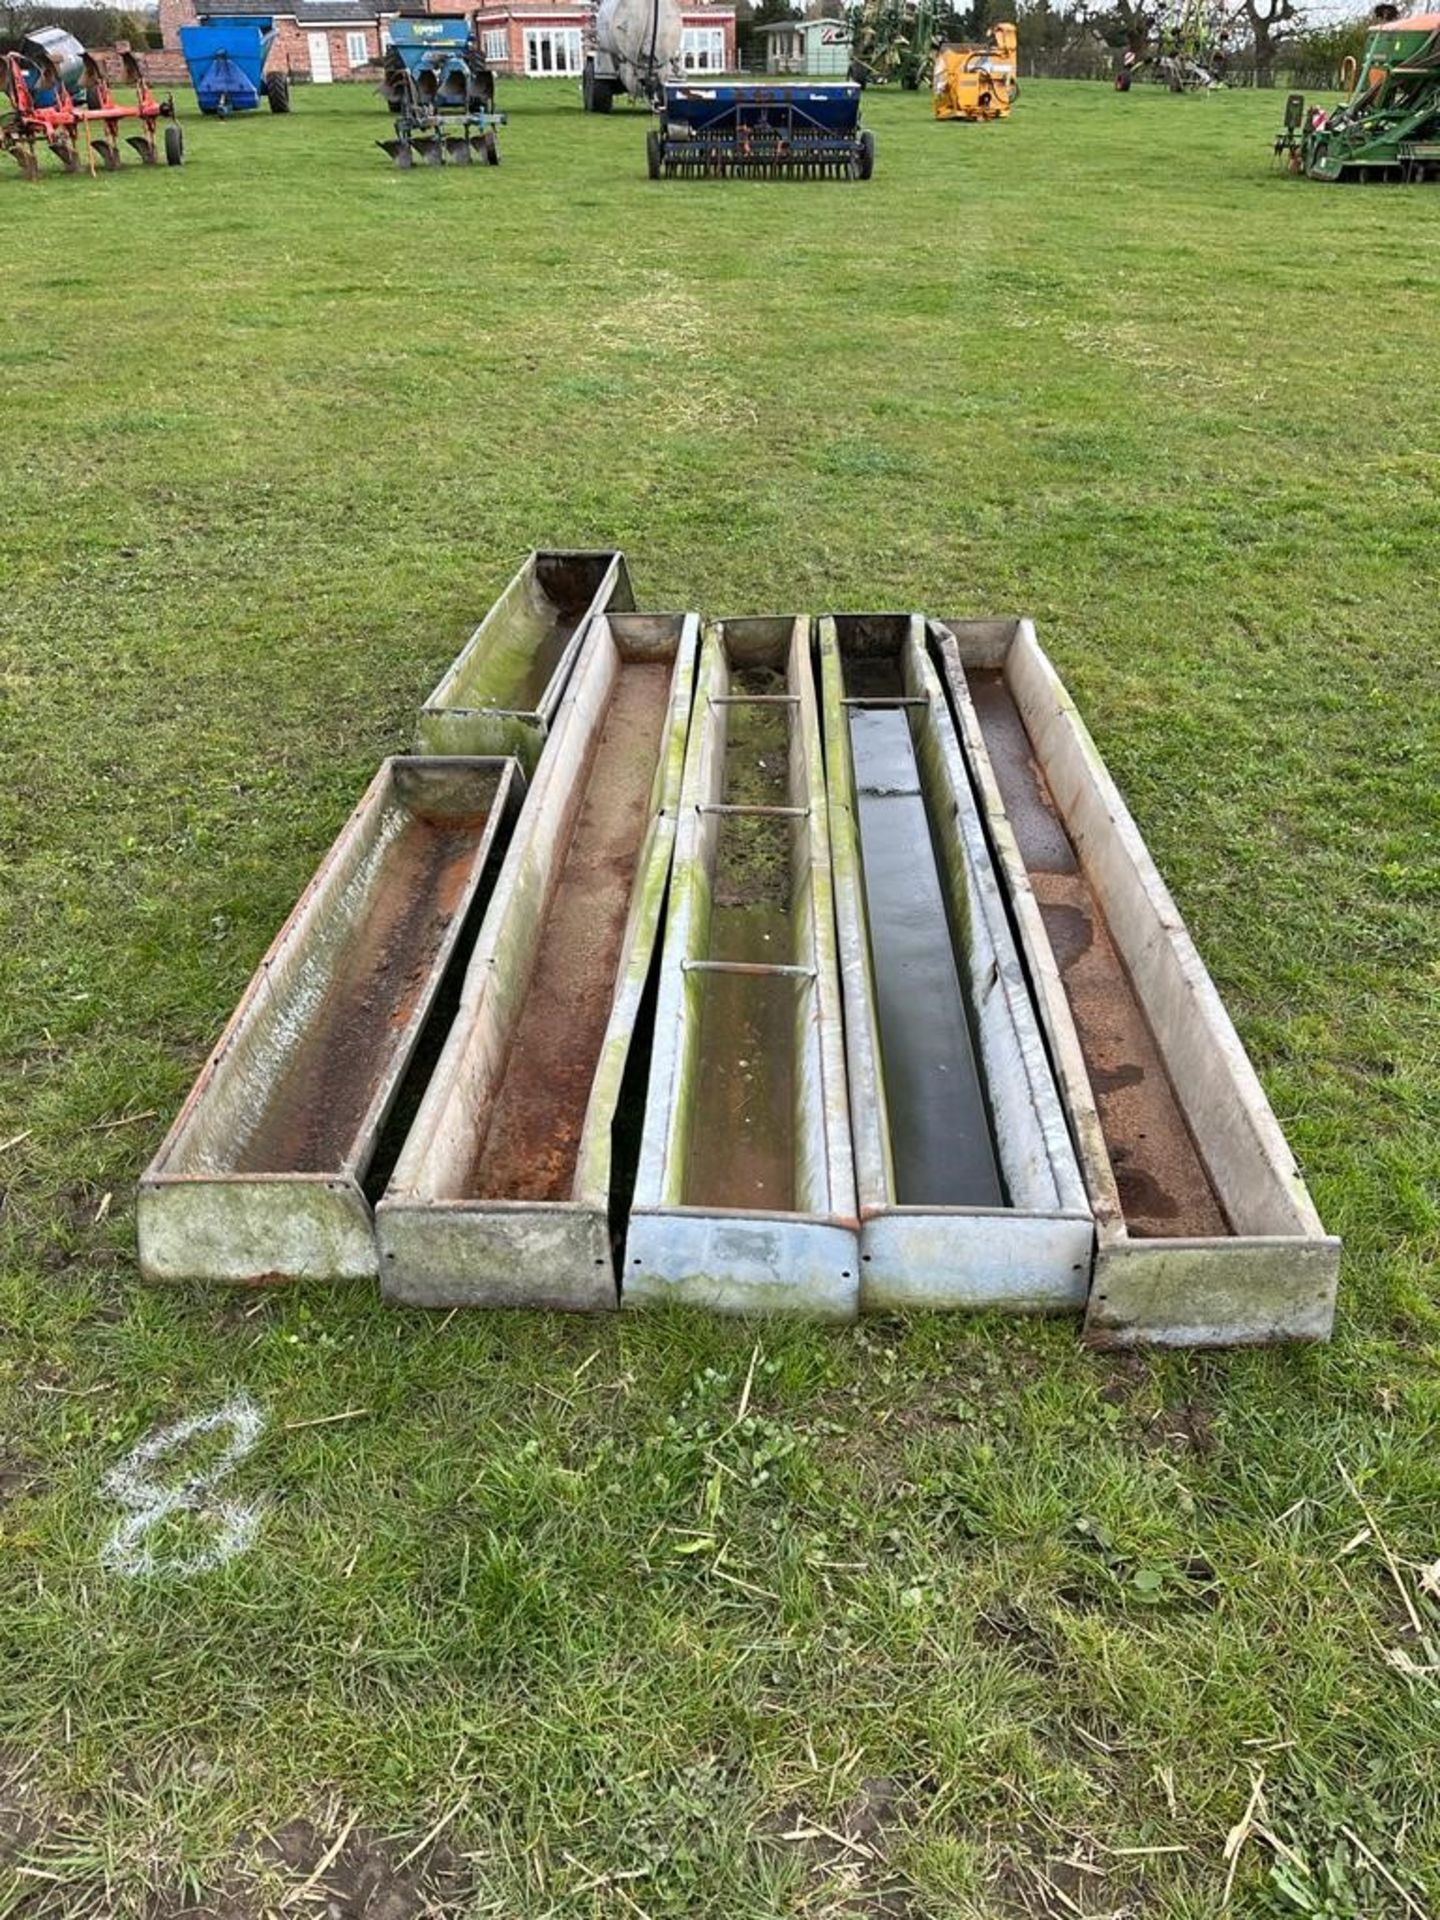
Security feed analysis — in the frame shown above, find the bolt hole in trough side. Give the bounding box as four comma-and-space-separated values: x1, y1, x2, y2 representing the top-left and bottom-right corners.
931, 618, 1339, 1346
137, 757, 525, 1284
820, 616, 1092, 1312
625, 617, 859, 1319
416, 549, 635, 765
376, 614, 700, 1310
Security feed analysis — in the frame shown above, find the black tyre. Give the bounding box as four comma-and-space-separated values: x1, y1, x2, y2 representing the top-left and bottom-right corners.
647, 127, 661, 178
583, 56, 614, 112
857, 127, 874, 179
164, 121, 184, 166
265, 71, 291, 113
484, 128, 500, 164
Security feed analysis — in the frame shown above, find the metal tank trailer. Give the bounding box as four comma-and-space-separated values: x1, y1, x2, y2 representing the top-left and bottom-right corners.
138, 552, 1340, 1349
583, 0, 683, 110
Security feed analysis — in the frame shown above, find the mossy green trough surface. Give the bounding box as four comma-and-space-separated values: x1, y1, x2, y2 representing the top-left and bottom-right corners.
0, 76, 1438, 1920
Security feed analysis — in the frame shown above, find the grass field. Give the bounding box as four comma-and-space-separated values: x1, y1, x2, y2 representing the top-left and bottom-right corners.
1, 72, 1438, 1919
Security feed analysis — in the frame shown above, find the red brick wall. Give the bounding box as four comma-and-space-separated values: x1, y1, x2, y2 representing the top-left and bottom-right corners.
158, 0, 197, 52
95, 43, 191, 84
269, 18, 385, 78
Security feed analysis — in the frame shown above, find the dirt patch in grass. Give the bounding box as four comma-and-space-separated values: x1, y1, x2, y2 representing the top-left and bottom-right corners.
758, 1776, 924, 1916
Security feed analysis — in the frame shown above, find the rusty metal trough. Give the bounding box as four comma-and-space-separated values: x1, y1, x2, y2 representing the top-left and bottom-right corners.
625, 617, 859, 1320
377, 613, 700, 1309
819, 615, 1093, 1311
932, 619, 1340, 1347
138, 757, 524, 1284
417, 549, 634, 769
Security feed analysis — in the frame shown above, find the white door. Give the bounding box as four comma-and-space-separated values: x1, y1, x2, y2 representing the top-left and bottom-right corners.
308, 31, 333, 83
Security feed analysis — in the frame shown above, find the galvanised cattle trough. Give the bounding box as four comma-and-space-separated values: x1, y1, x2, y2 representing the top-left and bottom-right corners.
378, 613, 699, 1311
416, 549, 633, 768
818, 614, 1092, 1313
625, 617, 858, 1321
138, 757, 524, 1284
931, 618, 1340, 1347
140, 552, 1341, 1347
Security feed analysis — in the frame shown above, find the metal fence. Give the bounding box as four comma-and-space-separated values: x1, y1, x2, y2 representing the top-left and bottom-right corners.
1019, 50, 1346, 87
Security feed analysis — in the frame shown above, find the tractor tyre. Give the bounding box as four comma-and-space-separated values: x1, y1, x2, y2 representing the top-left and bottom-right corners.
647, 128, 661, 177
165, 121, 185, 165
857, 128, 874, 179
265, 71, 291, 113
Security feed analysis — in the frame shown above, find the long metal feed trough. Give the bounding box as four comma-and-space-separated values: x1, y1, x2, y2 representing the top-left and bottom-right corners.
417, 550, 634, 768
626, 617, 859, 1320
819, 615, 1093, 1311
931, 619, 1340, 1347
377, 614, 700, 1310
138, 757, 525, 1284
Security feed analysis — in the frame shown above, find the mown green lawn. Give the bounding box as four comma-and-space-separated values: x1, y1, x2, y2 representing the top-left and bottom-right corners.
1, 73, 1438, 1919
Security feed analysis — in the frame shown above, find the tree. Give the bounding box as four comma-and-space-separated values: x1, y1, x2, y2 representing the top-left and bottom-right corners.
1241, 0, 1300, 84
1091, 0, 1157, 53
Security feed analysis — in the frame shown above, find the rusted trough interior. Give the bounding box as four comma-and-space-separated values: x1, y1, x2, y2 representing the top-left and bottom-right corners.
137, 757, 525, 1284
932, 618, 1340, 1346
417, 549, 634, 766
626, 616, 859, 1320
819, 614, 1092, 1311
377, 613, 699, 1309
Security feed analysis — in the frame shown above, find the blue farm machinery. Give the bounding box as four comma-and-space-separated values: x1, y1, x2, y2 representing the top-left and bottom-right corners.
1, 26, 182, 179
379, 14, 502, 167
648, 81, 874, 178
179, 17, 291, 116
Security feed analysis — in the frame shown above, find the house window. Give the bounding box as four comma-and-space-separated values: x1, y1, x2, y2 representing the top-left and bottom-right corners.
345, 30, 369, 65
482, 28, 508, 60
523, 26, 583, 73
680, 25, 725, 71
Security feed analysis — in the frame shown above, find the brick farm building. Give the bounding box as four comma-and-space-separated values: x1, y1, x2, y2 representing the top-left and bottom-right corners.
157, 0, 735, 87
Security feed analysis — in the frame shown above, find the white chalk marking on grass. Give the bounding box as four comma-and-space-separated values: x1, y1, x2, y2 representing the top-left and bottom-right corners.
99, 1393, 267, 1579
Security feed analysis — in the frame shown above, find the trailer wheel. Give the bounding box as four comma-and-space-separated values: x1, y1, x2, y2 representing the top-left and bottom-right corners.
165, 122, 185, 166
583, 56, 613, 112
647, 128, 661, 177
265, 71, 291, 113
857, 127, 874, 179
484, 128, 501, 164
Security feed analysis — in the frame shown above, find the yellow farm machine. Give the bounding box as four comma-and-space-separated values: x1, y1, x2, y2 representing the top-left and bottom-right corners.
933, 22, 1018, 119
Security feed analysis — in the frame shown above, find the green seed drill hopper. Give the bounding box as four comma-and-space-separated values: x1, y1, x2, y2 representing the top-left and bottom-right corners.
1276, 9, 1440, 180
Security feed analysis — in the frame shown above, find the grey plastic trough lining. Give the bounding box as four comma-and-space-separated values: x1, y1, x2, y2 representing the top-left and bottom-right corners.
931, 618, 1340, 1348
625, 616, 859, 1321
377, 613, 700, 1311
819, 615, 1093, 1312
137, 757, 526, 1286
416, 549, 635, 769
